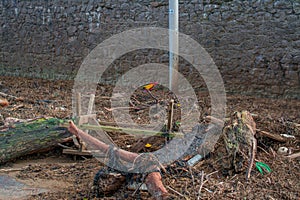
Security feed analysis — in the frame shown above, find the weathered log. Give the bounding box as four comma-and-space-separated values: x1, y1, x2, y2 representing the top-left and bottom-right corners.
0, 118, 71, 164
67, 121, 169, 200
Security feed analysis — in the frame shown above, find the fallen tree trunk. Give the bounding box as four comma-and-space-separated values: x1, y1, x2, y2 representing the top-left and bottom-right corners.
0, 118, 71, 164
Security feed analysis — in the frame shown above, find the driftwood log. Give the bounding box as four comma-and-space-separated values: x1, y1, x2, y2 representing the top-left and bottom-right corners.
0, 118, 71, 164
68, 121, 169, 200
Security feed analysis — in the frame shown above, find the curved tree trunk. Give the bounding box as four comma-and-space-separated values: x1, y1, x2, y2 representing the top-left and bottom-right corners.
68, 121, 169, 200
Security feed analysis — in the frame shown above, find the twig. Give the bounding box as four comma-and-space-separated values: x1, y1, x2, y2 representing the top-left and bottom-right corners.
287, 152, 300, 159
104, 106, 135, 111
246, 138, 257, 180
189, 166, 196, 196
204, 116, 224, 126
203, 187, 213, 193
229, 174, 237, 181
205, 170, 218, 179
197, 171, 206, 200
129, 100, 136, 107
57, 143, 73, 149
267, 147, 276, 159
0, 91, 22, 100
132, 182, 144, 196
10, 104, 24, 111
166, 185, 186, 198
145, 89, 159, 102
257, 145, 271, 156
131, 96, 154, 107
98, 96, 111, 99
0, 168, 24, 173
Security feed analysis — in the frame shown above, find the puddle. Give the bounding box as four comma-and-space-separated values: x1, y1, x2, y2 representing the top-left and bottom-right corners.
0, 175, 47, 200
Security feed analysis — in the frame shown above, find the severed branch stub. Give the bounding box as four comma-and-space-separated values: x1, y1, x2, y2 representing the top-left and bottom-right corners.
67, 121, 169, 200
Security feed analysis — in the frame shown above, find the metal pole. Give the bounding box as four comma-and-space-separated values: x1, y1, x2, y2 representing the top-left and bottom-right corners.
169, 0, 179, 92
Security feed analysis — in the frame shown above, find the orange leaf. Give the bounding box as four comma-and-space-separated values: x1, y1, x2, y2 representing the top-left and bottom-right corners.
143, 82, 158, 91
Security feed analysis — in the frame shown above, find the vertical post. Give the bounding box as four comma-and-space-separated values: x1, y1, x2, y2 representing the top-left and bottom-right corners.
87, 94, 95, 115
76, 92, 82, 117
167, 99, 175, 141
169, 0, 179, 92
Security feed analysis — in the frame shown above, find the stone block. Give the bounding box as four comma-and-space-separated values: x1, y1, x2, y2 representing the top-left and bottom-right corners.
67, 26, 77, 36
293, 2, 300, 14
274, 0, 292, 9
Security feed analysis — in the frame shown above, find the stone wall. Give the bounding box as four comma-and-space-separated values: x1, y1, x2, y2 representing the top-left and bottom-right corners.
0, 0, 299, 98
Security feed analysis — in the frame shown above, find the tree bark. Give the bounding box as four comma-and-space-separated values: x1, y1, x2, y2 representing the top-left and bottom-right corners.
0, 118, 71, 164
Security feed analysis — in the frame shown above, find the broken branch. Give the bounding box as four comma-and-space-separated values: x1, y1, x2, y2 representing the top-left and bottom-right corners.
287, 152, 300, 159
257, 130, 288, 142
67, 121, 169, 199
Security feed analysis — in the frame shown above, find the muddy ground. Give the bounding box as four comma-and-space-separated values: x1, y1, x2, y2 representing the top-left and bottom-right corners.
0, 76, 299, 200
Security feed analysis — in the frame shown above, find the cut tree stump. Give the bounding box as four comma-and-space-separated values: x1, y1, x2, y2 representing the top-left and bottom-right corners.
0, 118, 71, 164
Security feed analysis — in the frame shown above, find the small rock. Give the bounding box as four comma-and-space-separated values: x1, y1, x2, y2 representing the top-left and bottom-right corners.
277, 146, 288, 155
67, 26, 77, 36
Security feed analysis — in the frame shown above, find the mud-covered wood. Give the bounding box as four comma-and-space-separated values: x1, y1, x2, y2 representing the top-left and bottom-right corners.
0, 118, 71, 164
214, 111, 257, 179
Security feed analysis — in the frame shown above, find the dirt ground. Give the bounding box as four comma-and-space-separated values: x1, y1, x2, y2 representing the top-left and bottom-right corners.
0, 76, 299, 200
